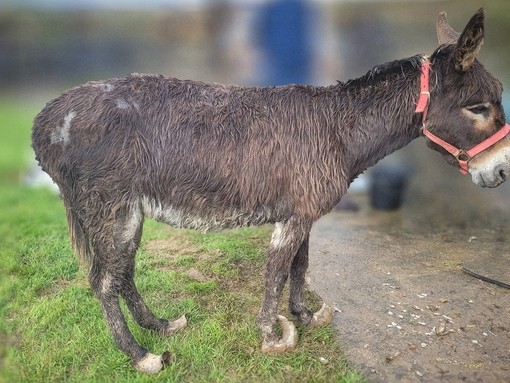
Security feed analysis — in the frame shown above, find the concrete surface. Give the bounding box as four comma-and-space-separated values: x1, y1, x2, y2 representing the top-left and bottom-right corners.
308, 139, 510, 383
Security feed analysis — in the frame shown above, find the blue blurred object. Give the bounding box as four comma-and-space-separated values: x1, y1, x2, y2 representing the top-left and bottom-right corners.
255, 0, 314, 85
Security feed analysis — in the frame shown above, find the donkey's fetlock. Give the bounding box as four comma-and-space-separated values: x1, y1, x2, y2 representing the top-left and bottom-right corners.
290, 307, 314, 325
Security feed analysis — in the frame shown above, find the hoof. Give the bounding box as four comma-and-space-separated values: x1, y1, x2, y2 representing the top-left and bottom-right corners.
309, 303, 334, 328
162, 314, 187, 336
261, 315, 298, 354
134, 351, 172, 374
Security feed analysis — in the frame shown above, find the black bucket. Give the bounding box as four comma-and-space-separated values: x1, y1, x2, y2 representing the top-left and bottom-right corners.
370, 165, 410, 210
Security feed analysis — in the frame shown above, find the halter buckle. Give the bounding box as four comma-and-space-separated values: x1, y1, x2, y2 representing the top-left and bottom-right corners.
454, 150, 470, 162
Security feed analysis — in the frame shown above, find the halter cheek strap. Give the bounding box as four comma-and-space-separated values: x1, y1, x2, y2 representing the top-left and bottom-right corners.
415, 60, 510, 174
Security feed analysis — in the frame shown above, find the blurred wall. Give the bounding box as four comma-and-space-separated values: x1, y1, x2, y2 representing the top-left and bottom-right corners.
0, 0, 509, 95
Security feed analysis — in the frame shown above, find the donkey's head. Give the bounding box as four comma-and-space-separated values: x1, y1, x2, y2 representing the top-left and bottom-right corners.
422, 8, 510, 188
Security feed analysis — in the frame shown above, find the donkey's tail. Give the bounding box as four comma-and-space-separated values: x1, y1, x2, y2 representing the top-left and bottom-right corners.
66, 207, 92, 265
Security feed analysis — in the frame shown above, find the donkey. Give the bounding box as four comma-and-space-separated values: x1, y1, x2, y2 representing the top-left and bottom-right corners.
32, 9, 510, 373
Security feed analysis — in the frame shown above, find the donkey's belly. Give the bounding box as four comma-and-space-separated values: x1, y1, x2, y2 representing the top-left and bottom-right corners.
140, 196, 277, 232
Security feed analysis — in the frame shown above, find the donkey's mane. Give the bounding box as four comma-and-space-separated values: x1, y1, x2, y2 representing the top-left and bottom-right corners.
344, 54, 424, 89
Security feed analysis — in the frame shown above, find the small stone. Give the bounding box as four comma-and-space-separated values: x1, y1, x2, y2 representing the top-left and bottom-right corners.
436, 322, 447, 336
385, 351, 401, 362
318, 357, 329, 365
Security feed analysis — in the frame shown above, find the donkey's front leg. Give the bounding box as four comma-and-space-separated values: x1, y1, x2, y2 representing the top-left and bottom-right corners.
289, 235, 334, 327
259, 218, 309, 353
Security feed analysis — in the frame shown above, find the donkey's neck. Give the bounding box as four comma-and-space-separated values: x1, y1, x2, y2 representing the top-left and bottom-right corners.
338, 55, 427, 179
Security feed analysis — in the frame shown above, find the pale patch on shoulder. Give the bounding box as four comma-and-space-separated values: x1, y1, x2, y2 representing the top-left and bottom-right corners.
50, 111, 76, 145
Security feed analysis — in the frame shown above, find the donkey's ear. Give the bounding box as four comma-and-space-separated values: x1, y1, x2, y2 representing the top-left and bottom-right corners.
454, 8, 485, 72
436, 12, 460, 44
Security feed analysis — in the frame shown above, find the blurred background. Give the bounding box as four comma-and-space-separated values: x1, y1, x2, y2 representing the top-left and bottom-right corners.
1, 0, 510, 187
2, 0, 510, 95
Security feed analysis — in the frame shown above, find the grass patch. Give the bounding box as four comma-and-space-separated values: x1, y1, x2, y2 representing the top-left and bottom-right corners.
0, 100, 364, 382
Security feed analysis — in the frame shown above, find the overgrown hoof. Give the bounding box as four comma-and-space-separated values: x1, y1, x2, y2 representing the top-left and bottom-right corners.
261, 315, 298, 354
309, 303, 334, 328
134, 351, 172, 373
162, 314, 187, 336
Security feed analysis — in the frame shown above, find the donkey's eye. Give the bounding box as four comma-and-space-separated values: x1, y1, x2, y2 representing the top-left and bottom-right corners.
466, 104, 489, 116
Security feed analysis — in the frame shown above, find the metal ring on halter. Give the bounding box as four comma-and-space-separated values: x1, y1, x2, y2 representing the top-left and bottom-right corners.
454, 150, 470, 162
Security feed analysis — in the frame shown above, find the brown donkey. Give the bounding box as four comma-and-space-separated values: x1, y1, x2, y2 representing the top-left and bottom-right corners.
32, 9, 510, 373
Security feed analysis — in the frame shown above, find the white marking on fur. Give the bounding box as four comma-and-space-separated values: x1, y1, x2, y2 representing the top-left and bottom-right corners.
469, 144, 510, 187
270, 222, 289, 249
88, 82, 114, 91
101, 273, 113, 295
115, 98, 139, 111
102, 83, 114, 91
140, 196, 273, 232
120, 204, 142, 243
50, 111, 76, 145
116, 99, 130, 109
141, 196, 199, 228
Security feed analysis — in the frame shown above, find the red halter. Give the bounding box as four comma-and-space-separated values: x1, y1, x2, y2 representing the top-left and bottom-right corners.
415, 60, 510, 174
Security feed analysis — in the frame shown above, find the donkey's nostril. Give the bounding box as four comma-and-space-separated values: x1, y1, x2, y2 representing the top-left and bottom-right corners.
499, 169, 507, 181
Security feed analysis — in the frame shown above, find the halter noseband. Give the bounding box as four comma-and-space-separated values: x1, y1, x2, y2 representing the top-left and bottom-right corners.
415, 60, 510, 175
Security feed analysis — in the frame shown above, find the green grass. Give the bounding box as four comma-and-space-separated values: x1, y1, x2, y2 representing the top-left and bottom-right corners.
0, 99, 364, 382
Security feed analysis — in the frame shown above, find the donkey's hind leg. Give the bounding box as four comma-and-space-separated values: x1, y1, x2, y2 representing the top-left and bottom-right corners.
119, 213, 187, 336
122, 271, 188, 336
88, 237, 169, 373
88, 205, 173, 374
289, 235, 334, 327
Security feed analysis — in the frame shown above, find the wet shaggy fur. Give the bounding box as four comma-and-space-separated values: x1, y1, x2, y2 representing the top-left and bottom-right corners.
31, 9, 507, 372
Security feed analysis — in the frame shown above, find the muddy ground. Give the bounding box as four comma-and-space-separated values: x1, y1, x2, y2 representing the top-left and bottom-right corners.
308, 141, 510, 382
